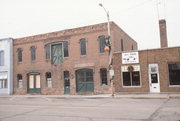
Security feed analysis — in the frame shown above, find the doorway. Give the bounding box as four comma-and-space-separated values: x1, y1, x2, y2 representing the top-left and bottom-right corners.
27, 73, 41, 93
76, 69, 94, 92
64, 71, 70, 94
149, 64, 160, 93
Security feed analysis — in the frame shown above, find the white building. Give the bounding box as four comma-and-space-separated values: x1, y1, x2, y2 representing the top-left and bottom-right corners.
0, 38, 13, 95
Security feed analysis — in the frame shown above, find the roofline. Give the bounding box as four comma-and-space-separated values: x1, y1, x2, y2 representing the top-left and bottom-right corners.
114, 46, 180, 54
0, 37, 13, 41
14, 21, 115, 40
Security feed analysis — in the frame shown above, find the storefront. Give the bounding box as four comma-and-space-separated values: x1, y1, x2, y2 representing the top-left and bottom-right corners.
113, 47, 180, 93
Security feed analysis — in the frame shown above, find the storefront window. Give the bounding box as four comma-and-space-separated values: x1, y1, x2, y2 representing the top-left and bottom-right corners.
122, 65, 141, 87
168, 63, 180, 85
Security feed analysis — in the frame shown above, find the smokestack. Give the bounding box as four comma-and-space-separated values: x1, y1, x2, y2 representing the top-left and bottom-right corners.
159, 19, 168, 48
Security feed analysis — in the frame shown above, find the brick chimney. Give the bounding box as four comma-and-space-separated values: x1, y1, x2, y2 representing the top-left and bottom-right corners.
159, 19, 168, 48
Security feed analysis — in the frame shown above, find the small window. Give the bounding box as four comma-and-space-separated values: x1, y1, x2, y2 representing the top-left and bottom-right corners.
46, 72, 52, 88
100, 68, 108, 85
98, 36, 106, 53
80, 39, 86, 55
131, 45, 134, 50
45, 44, 50, 60
64, 71, 70, 86
63, 42, 69, 57
121, 39, 124, 51
0, 51, 4, 66
17, 48, 22, 63
168, 63, 180, 85
0, 79, 7, 88
30, 46, 36, 61
122, 71, 140, 86
17, 74, 23, 88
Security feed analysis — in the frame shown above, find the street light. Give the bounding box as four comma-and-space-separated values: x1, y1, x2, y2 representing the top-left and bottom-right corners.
99, 3, 115, 97
99, 3, 110, 36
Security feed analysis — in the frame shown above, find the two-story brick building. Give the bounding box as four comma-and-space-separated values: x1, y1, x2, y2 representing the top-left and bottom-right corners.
13, 22, 137, 95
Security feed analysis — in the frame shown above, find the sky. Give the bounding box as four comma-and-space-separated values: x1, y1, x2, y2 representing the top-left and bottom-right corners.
0, 0, 180, 50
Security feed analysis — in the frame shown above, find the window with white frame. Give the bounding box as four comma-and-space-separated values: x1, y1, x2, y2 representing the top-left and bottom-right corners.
0, 79, 7, 88
17, 74, 23, 88
121, 65, 140, 87
46, 72, 52, 88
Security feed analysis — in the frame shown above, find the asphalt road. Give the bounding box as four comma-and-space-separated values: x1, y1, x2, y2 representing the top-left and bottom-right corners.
0, 97, 180, 121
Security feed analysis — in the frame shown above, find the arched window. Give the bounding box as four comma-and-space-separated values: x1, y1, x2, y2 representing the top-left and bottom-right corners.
80, 38, 86, 55
30, 46, 36, 61
17, 48, 22, 63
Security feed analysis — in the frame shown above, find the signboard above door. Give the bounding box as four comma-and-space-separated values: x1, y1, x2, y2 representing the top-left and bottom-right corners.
122, 52, 139, 64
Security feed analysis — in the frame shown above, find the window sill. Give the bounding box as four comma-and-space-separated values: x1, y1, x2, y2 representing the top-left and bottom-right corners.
80, 55, 87, 58
169, 85, 180, 87
122, 86, 141, 88
99, 52, 108, 56
31, 60, 36, 63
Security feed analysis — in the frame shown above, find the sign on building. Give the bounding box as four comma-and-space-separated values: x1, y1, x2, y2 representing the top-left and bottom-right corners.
122, 52, 139, 64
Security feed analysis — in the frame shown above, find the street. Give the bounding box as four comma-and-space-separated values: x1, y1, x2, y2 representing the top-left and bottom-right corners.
0, 96, 180, 121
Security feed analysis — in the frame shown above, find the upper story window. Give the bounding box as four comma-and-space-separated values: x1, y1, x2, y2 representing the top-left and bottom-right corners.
63, 41, 69, 57
45, 41, 69, 61
17, 48, 22, 63
168, 62, 180, 86
30, 46, 36, 61
98, 36, 106, 53
0, 51, 4, 66
131, 45, 134, 50
80, 38, 86, 55
51, 43, 63, 64
121, 39, 124, 51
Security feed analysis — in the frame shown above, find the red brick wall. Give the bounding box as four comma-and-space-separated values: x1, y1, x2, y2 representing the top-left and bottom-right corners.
13, 22, 137, 95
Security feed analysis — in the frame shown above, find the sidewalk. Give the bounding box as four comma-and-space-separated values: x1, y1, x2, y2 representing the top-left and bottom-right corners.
0, 93, 180, 99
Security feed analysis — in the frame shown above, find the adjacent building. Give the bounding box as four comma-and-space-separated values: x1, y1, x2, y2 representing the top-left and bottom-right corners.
113, 19, 180, 93
13, 22, 137, 95
0, 38, 13, 95
113, 47, 180, 93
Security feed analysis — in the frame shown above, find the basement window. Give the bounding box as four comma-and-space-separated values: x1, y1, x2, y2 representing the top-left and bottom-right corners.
168, 62, 180, 86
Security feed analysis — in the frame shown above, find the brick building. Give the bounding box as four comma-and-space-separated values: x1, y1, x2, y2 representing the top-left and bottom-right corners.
113, 47, 180, 93
13, 22, 137, 95
113, 20, 180, 93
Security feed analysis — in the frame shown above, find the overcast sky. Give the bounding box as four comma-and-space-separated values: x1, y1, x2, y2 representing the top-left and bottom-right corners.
0, 0, 180, 50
